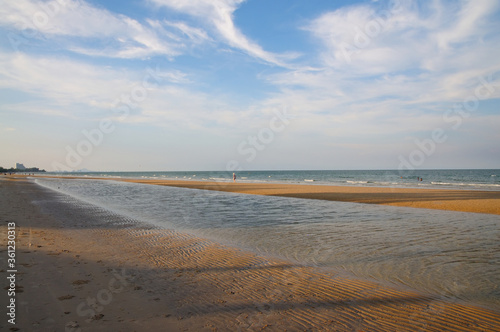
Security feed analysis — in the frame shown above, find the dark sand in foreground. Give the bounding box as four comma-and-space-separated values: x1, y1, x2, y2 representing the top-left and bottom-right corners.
2, 177, 500, 331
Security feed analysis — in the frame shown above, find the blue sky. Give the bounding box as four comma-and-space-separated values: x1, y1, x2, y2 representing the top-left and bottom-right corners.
1, 0, 499, 171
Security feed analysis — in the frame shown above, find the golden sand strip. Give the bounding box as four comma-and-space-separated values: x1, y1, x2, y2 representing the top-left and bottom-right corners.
2, 178, 500, 331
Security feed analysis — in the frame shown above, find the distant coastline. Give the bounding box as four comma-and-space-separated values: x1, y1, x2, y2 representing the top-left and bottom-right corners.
0, 166, 46, 173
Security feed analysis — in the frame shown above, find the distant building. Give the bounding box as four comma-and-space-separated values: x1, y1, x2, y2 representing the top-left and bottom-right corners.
16, 163, 26, 170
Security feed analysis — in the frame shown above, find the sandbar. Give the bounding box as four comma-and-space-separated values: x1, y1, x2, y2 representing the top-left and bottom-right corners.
122, 178, 500, 215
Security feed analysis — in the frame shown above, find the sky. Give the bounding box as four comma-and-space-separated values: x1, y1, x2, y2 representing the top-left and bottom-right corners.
0, 0, 499, 172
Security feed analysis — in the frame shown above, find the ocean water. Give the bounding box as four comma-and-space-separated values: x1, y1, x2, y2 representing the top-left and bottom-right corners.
34, 177, 500, 311
44, 169, 500, 191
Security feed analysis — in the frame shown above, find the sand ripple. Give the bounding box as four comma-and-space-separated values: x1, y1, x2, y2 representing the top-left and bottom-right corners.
30, 185, 500, 331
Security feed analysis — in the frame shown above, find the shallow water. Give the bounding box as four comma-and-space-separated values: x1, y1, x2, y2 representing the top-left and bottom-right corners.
35, 178, 500, 310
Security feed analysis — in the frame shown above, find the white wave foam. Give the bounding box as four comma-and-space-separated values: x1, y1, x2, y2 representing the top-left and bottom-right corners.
431, 182, 500, 187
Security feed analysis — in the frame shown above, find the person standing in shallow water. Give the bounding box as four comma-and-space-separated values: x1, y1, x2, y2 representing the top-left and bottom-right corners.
233, 173, 236, 182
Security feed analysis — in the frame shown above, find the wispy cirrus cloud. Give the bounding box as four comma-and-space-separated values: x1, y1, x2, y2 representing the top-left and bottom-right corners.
0, 52, 258, 134
0, 53, 195, 117
150, 0, 298, 66
302, 0, 500, 77
0, 0, 210, 59
0, 52, 128, 110
256, 0, 500, 151
434, 0, 499, 50
276, 0, 500, 103
1, 0, 499, 170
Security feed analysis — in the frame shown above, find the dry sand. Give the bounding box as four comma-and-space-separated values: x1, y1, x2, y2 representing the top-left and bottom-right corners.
2, 177, 500, 331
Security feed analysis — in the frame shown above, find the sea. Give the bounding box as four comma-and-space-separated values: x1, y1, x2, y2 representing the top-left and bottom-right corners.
34, 169, 500, 310
44, 169, 500, 190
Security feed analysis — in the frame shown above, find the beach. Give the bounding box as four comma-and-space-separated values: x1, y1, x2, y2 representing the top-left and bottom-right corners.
122, 178, 500, 215
2, 176, 500, 331
24, 173, 500, 214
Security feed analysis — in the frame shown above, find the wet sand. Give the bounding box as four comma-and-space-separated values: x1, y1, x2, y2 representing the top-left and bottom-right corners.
2, 177, 500, 331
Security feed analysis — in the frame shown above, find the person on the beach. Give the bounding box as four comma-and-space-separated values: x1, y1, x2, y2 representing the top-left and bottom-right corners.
233, 173, 236, 182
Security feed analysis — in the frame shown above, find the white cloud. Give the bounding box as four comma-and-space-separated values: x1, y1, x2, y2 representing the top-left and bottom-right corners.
0, 0, 210, 59
0, 52, 260, 135
0, 53, 128, 109
247, 0, 500, 157
150, 0, 295, 66
274, 0, 500, 105
0, 0, 293, 65
304, 0, 500, 75
162, 20, 213, 44
1, 0, 499, 170
434, 0, 499, 49
304, 1, 429, 72
0, 53, 189, 119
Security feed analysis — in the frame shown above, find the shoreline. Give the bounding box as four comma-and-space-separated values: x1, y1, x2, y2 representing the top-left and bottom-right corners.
19, 174, 500, 215
126, 179, 500, 215
2, 178, 500, 331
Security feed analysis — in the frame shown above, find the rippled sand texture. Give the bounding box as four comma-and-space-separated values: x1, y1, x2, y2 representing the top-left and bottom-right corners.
34, 176, 500, 310
2, 178, 500, 331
